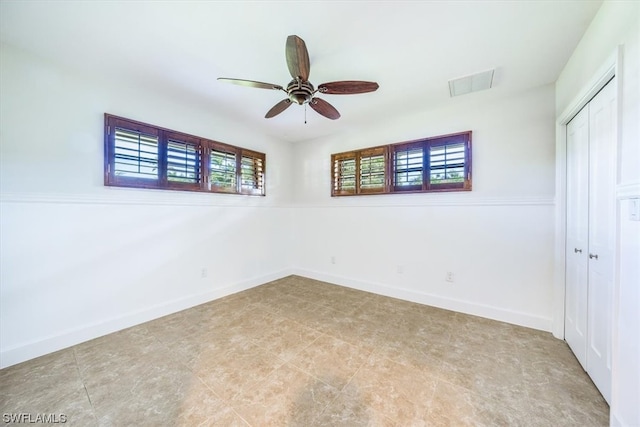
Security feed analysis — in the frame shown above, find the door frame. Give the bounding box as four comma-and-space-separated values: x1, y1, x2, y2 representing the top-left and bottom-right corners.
553, 47, 622, 339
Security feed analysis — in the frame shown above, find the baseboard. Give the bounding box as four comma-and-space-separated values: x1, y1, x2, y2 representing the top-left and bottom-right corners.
0, 269, 293, 369
610, 413, 621, 427
291, 268, 553, 332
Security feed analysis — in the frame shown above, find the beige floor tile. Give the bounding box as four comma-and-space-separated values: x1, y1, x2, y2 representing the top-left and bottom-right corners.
312, 383, 398, 427
289, 334, 373, 390
256, 293, 315, 318
193, 342, 286, 401
427, 380, 518, 427
0, 275, 609, 426
75, 332, 215, 426
231, 362, 339, 426
251, 318, 323, 361
0, 349, 96, 426
165, 378, 248, 427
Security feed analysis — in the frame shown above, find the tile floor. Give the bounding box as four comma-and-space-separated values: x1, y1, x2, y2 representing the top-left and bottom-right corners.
0, 275, 609, 426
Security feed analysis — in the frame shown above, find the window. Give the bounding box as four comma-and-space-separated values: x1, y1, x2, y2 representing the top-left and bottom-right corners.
331, 146, 389, 195
240, 150, 265, 195
393, 142, 424, 191
209, 145, 237, 192
111, 121, 159, 185
104, 114, 265, 196
430, 140, 466, 186
331, 131, 471, 196
166, 132, 201, 191
359, 147, 386, 194
332, 152, 357, 196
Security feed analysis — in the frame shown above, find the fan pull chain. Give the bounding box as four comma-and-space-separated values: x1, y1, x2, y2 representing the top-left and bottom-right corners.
304, 104, 307, 124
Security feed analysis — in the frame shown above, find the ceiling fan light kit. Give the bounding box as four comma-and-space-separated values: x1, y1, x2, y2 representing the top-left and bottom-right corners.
218, 35, 379, 120
287, 79, 315, 105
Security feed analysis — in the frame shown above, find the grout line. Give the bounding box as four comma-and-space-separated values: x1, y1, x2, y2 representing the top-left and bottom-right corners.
308, 346, 374, 425
192, 373, 253, 427
72, 347, 99, 425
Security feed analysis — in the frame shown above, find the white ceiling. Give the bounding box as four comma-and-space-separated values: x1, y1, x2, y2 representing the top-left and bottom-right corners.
0, 1, 602, 143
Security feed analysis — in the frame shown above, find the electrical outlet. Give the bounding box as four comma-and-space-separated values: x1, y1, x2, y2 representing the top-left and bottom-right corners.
201, 268, 208, 278
446, 272, 454, 282
396, 265, 404, 274
331, 256, 336, 265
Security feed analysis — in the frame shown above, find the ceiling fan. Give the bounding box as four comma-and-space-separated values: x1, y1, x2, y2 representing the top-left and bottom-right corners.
218, 35, 379, 120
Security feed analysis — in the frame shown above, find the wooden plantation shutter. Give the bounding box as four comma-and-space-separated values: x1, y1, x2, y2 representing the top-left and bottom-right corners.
240, 149, 265, 195
428, 133, 471, 191
105, 114, 266, 196
329, 130, 471, 197
359, 147, 387, 194
208, 143, 238, 193
114, 128, 159, 180
332, 147, 388, 195
392, 142, 424, 192
332, 152, 357, 196
165, 132, 201, 190
106, 116, 160, 188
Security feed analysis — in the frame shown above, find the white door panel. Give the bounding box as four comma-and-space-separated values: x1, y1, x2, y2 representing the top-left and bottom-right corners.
564, 78, 615, 404
565, 105, 589, 369
586, 79, 616, 404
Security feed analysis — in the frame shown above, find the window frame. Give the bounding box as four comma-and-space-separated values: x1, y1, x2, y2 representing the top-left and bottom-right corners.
207, 142, 240, 194
426, 133, 470, 192
358, 146, 389, 195
331, 146, 391, 196
331, 151, 358, 196
164, 131, 202, 191
239, 148, 266, 196
392, 140, 425, 193
104, 114, 266, 196
105, 117, 161, 189
331, 131, 472, 197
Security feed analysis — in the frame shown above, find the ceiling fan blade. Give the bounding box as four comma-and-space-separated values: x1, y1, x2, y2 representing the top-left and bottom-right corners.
318, 81, 379, 95
265, 99, 293, 118
310, 98, 340, 120
218, 78, 283, 91
286, 35, 310, 81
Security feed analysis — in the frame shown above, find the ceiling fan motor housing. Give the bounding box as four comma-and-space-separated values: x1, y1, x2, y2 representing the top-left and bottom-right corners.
287, 79, 314, 105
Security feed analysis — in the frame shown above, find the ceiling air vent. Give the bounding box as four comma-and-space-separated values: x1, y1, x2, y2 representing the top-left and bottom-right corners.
448, 69, 494, 97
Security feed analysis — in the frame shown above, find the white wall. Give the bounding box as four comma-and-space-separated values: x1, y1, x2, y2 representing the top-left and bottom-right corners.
291, 84, 556, 331
0, 40, 558, 367
555, 2, 640, 426
0, 44, 294, 368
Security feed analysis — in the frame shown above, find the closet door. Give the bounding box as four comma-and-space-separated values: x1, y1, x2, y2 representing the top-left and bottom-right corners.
586, 79, 616, 404
565, 105, 590, 369
564, 78, 616, 404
